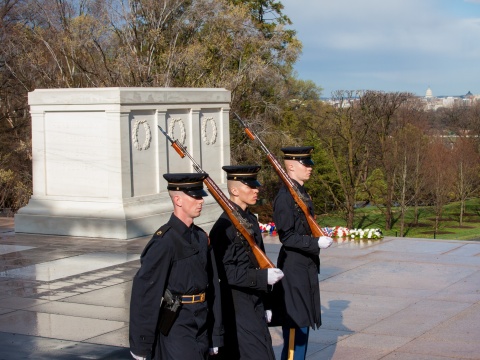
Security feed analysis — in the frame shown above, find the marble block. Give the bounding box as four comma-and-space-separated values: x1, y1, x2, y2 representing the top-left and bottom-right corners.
15, 88, 231, 239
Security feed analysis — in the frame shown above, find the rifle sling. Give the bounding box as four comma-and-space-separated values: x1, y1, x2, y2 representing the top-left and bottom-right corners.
234, 232, 261, 269
294, 203, 313, 236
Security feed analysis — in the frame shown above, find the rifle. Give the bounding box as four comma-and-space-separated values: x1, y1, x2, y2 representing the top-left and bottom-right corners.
158, 125, 275, 269
233, 113, 327, 238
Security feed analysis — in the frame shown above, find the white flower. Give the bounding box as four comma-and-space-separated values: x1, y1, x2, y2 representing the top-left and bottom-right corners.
331, 226, 383, 239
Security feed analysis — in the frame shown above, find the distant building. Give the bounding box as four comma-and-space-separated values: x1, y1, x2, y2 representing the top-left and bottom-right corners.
321, 88, 479, 110
422, 87, 479, 110
425, 86, 433, 99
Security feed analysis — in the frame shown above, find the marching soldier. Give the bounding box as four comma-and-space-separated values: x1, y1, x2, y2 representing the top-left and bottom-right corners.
129, 173, 223, 360
210, 165, 283, 360
273, 147, 333, 360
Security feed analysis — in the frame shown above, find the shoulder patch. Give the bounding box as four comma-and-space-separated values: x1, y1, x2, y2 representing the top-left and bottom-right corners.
155, 224, 171, 237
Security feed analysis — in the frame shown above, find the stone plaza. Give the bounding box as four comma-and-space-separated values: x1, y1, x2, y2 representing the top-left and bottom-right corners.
1, 217, 479, 359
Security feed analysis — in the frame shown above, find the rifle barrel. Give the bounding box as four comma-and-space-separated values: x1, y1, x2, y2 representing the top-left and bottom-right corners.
158, 123, 275, 268
234, 113, 327, 237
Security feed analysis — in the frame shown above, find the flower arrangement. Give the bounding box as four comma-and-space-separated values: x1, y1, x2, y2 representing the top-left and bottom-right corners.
349, 228, 383, 239
259, 222, 276, 235
322, 226, 383, 239
259, 223, 383, 240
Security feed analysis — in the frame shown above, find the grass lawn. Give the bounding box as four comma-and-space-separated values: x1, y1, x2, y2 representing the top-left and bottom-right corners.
316, 198, 480, 241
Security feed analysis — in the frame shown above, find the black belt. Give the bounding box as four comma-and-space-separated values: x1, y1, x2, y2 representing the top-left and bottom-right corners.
180, 293, 205, 304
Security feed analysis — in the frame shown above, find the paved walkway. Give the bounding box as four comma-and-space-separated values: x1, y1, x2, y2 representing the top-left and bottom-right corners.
0, 217, 479, 359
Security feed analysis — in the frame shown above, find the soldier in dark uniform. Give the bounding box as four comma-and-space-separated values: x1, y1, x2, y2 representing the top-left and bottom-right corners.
272, 147, 333, 360
209, 165, 284, 360
129, 173, 223, 360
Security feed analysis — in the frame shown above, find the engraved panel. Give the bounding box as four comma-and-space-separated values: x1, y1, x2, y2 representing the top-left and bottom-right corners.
166, 110, 191, 174
45, 112, 108, 197
130, 111, 157, 196
199, 109, 224, 183
201, 116, 217, 145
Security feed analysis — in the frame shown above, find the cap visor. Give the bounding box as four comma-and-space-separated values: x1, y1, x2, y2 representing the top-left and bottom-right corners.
185, 189, 209, 198
242, 179, 262, 188
300, 158, 314, 166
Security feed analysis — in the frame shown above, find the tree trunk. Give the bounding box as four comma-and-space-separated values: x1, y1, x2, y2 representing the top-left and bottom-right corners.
346, 193, 355, 229
385, 202, 392, 231
460, 198, 465, 226
399, 153, 408, 236
399, 206, 405, 237
413, 202, 419, 225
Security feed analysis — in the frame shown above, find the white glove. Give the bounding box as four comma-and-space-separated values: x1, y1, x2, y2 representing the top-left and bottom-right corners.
130, 351, 146, 360
209, 347, 219, 355
265, 310, 272, 323
267, 268, 284, 285
318, 236, 333, 249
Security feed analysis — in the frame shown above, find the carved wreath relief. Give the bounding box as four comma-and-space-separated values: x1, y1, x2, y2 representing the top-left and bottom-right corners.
132, 119, 152, 151
168, 118, 186, 145
166, 116, 218, 146
201, 116, 217, 145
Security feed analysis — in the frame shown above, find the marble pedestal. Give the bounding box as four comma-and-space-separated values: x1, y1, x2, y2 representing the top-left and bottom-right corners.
15, 88, 231, 239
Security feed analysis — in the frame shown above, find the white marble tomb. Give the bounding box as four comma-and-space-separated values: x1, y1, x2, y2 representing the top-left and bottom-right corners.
15, 88, 231, 239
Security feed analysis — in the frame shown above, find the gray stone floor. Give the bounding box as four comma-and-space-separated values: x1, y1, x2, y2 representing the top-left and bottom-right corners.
1, 217, 479, 359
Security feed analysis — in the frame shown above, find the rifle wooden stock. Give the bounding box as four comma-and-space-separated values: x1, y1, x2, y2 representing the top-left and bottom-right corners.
203, 177, 275, 269
158, 125, 274, 269
234, 113, 327, 238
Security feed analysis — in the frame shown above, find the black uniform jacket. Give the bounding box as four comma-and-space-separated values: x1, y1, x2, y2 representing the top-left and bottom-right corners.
273, 181, 322, 329
129, 214, 223, 359
210, 204, 275, 360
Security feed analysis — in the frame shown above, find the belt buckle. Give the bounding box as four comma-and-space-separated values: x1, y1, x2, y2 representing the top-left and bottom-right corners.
182, 293, 205, 304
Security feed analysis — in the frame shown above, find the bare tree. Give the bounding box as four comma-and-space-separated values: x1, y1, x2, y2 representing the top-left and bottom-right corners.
393, 123, 429, 236
303, 90, 372, 228
359, 90, 415, 230
1, 0, 302, 211
466, 101, 480, 147
423, 138, 455, 233
0, 0, 33, 211
436, 103, 471, 136
450, 138, 480, 225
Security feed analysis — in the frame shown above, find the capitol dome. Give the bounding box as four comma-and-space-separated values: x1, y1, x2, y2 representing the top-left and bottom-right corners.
425, 87, 433, 98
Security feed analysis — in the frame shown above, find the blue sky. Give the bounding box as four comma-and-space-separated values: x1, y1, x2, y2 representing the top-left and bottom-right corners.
280, 0, 480, 97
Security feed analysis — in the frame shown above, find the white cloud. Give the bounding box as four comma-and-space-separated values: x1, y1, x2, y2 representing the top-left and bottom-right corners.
285, 0, 480, 55
280, 0, 480, 95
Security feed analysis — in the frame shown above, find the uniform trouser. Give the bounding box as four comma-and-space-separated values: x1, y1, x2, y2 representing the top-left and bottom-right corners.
280, 326, 309, 360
